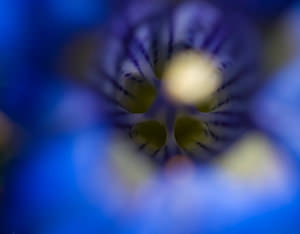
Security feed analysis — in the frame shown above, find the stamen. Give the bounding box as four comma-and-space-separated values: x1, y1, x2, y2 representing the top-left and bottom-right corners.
162, 50, 222, 105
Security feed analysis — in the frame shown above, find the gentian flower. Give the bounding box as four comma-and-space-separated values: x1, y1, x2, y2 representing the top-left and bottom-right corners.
2, 1, 300, 234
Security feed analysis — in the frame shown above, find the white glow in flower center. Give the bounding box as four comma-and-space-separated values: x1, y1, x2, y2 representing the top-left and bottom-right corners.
163, 50, 221, 105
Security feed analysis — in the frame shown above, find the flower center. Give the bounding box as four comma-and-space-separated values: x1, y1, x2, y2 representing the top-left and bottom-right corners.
93, 2, 259, 165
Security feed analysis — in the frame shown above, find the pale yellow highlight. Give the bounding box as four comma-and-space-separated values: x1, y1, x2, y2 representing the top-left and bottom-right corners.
218, 132, 293, 190
109, 135, 155, 188
163, 50, 221, 104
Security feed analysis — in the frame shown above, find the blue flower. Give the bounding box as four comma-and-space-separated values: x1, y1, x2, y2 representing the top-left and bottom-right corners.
2, 1, 300, 234
213, 0, 299, 20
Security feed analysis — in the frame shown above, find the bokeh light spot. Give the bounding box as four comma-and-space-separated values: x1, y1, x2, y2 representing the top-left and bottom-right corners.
163, 50, 221, 105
